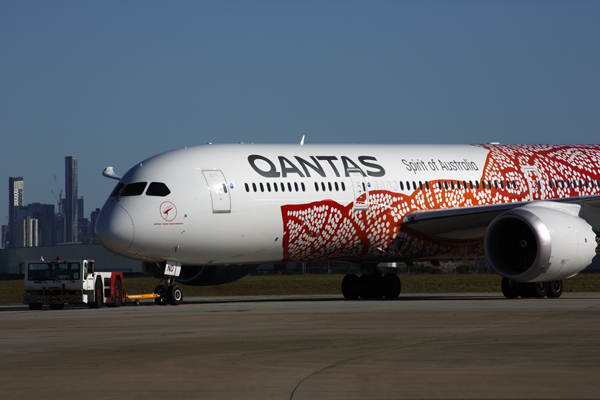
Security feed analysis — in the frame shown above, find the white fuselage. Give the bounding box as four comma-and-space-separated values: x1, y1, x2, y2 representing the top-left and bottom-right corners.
95, 143, 600, 268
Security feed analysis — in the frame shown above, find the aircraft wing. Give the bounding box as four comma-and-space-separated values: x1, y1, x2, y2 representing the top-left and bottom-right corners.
403, 196, 600, 240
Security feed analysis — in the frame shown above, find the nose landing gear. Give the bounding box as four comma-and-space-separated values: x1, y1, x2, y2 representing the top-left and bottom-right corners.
154, 278, 184, 306
154, 261, 184, 306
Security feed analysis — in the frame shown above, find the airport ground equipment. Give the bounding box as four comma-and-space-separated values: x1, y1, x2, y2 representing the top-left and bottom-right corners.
125, 291, 158, 305
23, 259, 124, 310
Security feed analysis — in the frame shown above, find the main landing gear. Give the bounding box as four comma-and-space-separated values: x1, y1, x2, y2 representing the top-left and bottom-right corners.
341, 264, 401, 300
154, 275, 184, 306
501, 277, 563, 299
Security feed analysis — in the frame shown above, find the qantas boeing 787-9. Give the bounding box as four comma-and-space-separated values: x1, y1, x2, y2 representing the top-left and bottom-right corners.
94, 142, 600, 305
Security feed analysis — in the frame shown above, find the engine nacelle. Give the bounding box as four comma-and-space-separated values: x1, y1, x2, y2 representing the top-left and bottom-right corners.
484, 202, 596, 282
143, 262, 259, 286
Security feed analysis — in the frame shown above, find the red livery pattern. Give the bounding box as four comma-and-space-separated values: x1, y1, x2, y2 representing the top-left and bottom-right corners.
281, 144, 600, 262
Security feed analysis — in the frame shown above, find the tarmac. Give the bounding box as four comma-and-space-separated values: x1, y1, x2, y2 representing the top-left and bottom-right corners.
1, 293, 600, 399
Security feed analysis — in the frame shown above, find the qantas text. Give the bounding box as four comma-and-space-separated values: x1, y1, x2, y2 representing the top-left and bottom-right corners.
248, 155, 386, 178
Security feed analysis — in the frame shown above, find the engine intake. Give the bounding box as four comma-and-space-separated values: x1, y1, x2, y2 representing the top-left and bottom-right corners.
484, 202, 596, 282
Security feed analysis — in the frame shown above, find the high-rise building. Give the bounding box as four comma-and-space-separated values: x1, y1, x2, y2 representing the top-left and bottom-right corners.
90, 207, 101, 244
28, 203, 56, 246
13, 216, 38, 247
65, 156, 78, 243
8, 177, 24, 248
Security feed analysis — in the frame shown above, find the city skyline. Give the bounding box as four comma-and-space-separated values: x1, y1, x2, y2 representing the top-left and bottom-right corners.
3, 156, 100, 248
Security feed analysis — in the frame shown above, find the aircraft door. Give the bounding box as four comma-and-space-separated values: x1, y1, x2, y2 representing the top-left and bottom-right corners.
202, 170, 231, 213
523, 166, 545, 201
348, 169, 369, 210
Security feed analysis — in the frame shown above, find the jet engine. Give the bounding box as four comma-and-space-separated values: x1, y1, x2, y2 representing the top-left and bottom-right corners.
484, 202, 596, 282
143, 262, 259, 286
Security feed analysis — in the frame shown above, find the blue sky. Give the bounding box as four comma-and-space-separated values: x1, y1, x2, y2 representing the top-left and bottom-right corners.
1, 1, 599, 225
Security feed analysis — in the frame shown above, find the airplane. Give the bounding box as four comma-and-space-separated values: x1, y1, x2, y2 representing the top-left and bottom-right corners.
94, 142, 600, 305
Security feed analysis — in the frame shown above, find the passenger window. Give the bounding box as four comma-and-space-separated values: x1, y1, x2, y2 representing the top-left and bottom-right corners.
287, 182, 292, 192
301, 182, 306, 192
419, 181, 423, 190
481, 181, 486, 189
425, 181, 430, 190
500, 181, 504, 189
121, 182, 147, 196
399, 181, 404, 190
146, 182, 171, 197
274, 183, 278, 192
450, 181, 455, 190
444, 181, 448, 190
412, 181, 417, 190
252, 183, 257, 192
245, 183, 250, 192
475, 181, 480, 189
321, 182, 326, 191
469, 181, 474, 189
437, 182, 442, 190
341, 182, 346, 191
548, 180, 553, 189
335, 182, 339, 191
328, 182, 332, 191
266, 183, 271, 192
260, 183, 264, 192
314, 182, 318, 192
281, 183, 285, 192
456, 181, 461, 189
294, 182, 299, 192
110, 183, 125, 197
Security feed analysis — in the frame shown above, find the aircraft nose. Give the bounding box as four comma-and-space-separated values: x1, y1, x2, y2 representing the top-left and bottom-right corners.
95, 204, 134, 253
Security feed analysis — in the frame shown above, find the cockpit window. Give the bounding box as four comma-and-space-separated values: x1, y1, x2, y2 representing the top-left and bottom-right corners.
110, 183, 125, 197
121, 182, 148, 196
146, 182, 171, 197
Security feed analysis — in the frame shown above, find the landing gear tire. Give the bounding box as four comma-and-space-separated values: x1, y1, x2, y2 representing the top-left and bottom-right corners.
108, 279, 123, 308
49, 304, 64, 310
341, 274, 360, 300
154, 285, 168, 306
530, 282, 548, 299
547, 280, 563, 298
358, 274, 384, 299
371, 274, 384, 299
167, 285, 183, 305
518, 282, 532, 299
89, 278, 103, 308
383, 273, 401, 299
501, 277, 519, 299
29, 303, 43, 310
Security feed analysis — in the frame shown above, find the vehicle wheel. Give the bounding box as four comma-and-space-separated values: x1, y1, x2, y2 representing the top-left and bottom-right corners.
49, 304, 64, 310
357, 274, 369, 299
29, 304, 43, 310
135, 299, 140, 306
547, 280, 563, 298
518, 282, 532, 298
501, 277, 519, 299
108, 279, 123, 308
154, 285, 167, 306
168, 285, 184, 305
370, 274, 385, 300
383, 273, 401, 299
89, 279, 103, 308
341, 274, 359, 300
530, 282, 548, 299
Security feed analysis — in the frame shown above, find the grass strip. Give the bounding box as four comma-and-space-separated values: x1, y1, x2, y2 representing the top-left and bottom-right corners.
2, 273, 599, 303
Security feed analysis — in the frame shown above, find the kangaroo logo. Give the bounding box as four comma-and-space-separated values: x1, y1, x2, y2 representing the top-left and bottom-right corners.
160, 201, 177, 222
